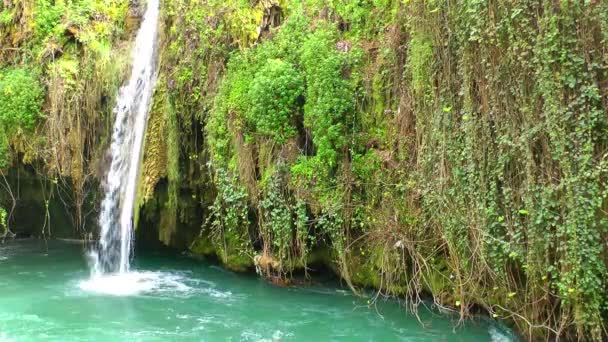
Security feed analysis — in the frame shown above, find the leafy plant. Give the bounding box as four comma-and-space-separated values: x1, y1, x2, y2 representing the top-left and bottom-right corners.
0, 68, 44, 131
248, 59, 304, 143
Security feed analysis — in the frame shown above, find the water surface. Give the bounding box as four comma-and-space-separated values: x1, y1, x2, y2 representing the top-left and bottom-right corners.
0, 240, 514, 341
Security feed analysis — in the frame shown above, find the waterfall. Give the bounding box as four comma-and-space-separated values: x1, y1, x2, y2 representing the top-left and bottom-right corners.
90, 0, 159, 275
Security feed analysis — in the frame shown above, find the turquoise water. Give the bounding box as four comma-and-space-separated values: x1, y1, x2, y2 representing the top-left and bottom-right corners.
0, 240, 515, 341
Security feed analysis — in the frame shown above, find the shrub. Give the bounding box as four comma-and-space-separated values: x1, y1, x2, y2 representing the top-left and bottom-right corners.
0, 68, 44, 131
247, 59, 304, 143
299, 27, 354, 170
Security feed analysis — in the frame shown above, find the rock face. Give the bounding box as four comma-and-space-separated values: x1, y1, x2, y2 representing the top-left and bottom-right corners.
0, 165, 99, 239
125, 0, 145, 36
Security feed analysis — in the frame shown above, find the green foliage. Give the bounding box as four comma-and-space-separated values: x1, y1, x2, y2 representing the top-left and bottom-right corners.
206, 9, 361, 278
302, 0, 400, 37
29, 0, 128, 56
208, 12, 314, 167
399, 0, 608, 338
0, 9, 13, 25
32, 0, 64, 42
351, 151, 381, 183
248, 59, 304, 143
202, 0, 608, 339
260, 170, 295, 264
206, 168, 253, 269
0, 0, 130, 173
0, 67, 41, 172
0, 207, 6, 236
298, 26, 354, 171
0, 68, 44, 130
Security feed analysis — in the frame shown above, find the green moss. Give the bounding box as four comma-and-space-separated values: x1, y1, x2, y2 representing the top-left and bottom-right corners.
136, 81, 169, 228
190, 235, 215, 256
407, 34, 433, 95
165, 88, 180, 211
347, 244, 405, 295
351, 254, 383, 290
190, 227, 253, 272
224, 252, 254, 272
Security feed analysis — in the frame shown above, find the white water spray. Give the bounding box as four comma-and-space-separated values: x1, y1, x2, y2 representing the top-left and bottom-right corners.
90, 0, 159, 275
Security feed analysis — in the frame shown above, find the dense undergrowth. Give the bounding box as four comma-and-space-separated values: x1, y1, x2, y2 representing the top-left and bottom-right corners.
1, 0, 608, 340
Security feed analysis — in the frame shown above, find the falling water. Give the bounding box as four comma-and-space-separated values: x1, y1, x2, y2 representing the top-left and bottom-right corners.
90, 0, 159, 275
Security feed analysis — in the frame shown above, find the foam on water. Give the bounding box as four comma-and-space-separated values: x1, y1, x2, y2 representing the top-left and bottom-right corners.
0, 332, 15, 342
77, 271, 237, 300
489, 326, 514, 342
78, 271, 190, 296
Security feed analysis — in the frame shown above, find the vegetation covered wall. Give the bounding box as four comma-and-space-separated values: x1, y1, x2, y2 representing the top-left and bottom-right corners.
0, 0, 139, 237
144, 0, 608, 340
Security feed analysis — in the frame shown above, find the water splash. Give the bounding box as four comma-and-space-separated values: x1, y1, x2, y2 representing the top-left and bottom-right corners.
78, 271, 192, 297
90, 0, 159, 275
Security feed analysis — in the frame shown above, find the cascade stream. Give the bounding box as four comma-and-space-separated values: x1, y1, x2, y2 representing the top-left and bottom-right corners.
90, 0, 159, 275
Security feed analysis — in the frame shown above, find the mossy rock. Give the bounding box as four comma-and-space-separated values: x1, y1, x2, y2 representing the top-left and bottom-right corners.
189, 235, 215, 256
223, 252, 253, 272
348, 243, 410, 296
189, 226, 253, 272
